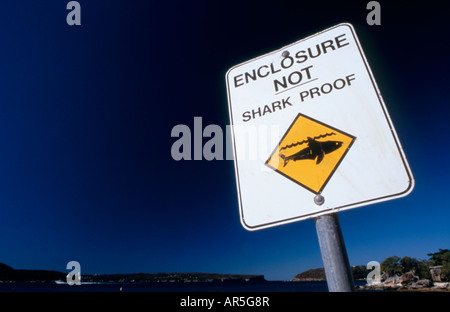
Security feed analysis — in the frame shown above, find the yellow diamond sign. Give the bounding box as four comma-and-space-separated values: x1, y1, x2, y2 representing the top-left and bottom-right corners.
266, 113, 356, 194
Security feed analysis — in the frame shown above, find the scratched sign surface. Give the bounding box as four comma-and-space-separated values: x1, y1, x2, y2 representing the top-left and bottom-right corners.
226, 23, 414, 231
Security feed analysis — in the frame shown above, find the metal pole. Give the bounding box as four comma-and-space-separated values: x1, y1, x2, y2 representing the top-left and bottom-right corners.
315, 213, 355, 292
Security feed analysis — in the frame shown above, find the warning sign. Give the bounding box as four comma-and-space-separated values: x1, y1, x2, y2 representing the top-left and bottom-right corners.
226, 23, 414, 231
265, 113, 355, 194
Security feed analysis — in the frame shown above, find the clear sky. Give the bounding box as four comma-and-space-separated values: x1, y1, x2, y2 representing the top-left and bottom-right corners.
0, 1, 448, 281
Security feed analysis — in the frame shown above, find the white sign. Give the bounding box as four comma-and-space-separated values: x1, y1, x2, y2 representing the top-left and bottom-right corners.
226, 23, 414, 231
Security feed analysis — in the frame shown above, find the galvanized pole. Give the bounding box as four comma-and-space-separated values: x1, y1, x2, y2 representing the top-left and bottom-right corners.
315, 213, 355, 292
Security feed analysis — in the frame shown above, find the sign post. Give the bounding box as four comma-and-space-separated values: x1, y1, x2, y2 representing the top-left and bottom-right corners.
226, 23, 414, 291
315, 213, 355, 292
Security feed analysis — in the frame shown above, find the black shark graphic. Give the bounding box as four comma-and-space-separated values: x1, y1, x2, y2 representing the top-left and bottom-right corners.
280, 137, 343, 166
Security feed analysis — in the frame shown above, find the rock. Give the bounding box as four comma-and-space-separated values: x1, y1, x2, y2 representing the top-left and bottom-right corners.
384, 275, 399, 284
399, 271, 419, 285
433, 282, 450, 289
380, 272, 390, 282
383, 275, 401, 288
371, 284, 387, 291
410, 279, 430, 289
430, 266, 443, 282
360, 283, 386, 291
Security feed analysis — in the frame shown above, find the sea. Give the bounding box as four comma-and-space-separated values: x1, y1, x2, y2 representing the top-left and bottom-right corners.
0, 280, 369, 292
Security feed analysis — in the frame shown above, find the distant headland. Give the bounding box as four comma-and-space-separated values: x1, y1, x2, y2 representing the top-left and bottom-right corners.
0, 263, 266, 283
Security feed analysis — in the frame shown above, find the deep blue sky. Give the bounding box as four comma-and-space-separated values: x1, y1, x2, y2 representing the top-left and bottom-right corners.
0, 1, 448, 281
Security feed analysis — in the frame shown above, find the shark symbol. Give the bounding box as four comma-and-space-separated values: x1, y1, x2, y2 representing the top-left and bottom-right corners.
280, 137, 343, 167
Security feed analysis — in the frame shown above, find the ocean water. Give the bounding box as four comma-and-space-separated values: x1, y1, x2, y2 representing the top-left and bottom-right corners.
0, 280, 368, 292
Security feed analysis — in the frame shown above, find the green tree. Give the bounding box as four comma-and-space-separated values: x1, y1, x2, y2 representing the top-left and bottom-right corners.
427, 249, 450, 266
400, 256, 419, 273
381, 256, 402, 276
351, 265, 368, 280
415, 260, 431, 280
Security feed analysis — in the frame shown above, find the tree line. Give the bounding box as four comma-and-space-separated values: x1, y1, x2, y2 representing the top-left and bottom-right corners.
379, 249, 449, 280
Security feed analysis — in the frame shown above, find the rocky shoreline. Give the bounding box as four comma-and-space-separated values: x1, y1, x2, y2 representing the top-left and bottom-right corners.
295, 250, 450, 291
358, 270, 450, 292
